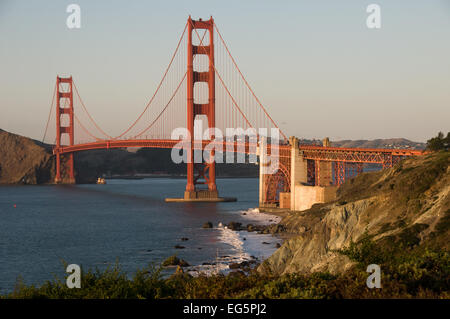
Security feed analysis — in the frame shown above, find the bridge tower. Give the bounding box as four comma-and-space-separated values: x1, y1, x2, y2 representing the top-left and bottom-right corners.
184, 16, 218, 200
54, 76, 75, 184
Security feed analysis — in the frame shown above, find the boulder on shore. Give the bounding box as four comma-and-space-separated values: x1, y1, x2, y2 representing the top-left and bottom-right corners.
227, 221, 243, 230
202, 222, 213, 229
162, 255, 190, 267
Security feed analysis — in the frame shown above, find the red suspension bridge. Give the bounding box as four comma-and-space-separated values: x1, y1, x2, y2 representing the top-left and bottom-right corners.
42, 17, 423, 206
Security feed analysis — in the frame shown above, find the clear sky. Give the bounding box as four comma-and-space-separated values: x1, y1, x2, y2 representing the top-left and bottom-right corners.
0, 0, 449, 142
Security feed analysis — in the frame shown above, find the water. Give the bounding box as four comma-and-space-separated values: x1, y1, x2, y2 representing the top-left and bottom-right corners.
0, 178, 281, 294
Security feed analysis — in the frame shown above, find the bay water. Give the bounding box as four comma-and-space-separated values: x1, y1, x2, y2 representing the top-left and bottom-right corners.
0, 178, 281, 294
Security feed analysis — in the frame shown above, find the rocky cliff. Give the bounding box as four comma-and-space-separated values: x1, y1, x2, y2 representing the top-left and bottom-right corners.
0, 129, 58, 184
259, 151, 450, 275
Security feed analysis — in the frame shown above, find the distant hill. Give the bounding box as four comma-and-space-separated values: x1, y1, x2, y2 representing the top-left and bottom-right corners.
330, 138, 426, 150
75, 148, 259, 181
298, 137, 425, 150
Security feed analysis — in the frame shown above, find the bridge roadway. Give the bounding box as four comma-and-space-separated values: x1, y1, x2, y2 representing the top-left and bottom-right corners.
54, 139, 423, 165
53, 139, 290, 158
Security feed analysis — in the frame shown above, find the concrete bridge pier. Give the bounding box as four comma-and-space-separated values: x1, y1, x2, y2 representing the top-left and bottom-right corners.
259, 136, 337, 211
289, 137, 337, 211
289, 136, 308, 210
258, 138, 267, 207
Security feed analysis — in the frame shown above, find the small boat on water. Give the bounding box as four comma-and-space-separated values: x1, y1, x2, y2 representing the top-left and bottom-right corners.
96, 177, 106, 184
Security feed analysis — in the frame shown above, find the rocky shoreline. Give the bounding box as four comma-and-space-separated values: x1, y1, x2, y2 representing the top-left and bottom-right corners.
217, 218, 286, 273
164, 209, 289, 275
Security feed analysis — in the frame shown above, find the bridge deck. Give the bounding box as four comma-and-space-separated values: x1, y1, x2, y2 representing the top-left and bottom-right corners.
54, 139, 424, 165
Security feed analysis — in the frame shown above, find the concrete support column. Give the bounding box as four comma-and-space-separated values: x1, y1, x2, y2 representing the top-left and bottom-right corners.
258, 138, 267, 206
289, 136, 308, 210
317, 161, 333, 186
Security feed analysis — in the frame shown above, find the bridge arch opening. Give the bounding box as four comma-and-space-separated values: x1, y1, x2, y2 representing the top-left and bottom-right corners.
193, 82, 209, 105
264, 161, 290, 205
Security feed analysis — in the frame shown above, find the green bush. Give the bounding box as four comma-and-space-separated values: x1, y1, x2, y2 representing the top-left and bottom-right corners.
3, 242, 449, 299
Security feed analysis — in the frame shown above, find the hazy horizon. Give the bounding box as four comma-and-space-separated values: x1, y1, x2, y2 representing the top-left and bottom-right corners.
1, 0, 449, 143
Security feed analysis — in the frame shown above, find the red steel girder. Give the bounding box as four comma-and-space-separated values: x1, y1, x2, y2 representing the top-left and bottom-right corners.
299, 145, 423, 165
54, 140, 292, 157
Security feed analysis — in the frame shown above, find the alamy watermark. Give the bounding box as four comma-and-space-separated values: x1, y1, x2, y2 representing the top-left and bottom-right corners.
366, 4, 381, 29
66, 4, 81, 29
65, 4, 380, 30
366, 264, 382, 288
66, 264, 81, 288
170, 120, 280, 174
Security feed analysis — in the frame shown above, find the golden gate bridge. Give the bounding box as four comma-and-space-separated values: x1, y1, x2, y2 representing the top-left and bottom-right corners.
42, 16, 423, 206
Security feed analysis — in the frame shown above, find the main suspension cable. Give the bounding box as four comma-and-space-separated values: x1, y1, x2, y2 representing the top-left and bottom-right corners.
133, 72, 187, 138
214, 23, 287, 141
190, 21, 254, 133
42, 81, 57, 143
114, 22, 188, 139
73, 80, 113, 140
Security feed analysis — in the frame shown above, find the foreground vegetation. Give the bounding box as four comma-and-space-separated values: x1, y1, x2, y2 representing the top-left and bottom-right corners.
3, 232, 449, 299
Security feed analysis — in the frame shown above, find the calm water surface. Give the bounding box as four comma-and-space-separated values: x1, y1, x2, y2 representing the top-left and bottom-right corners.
0, 178, 281, 294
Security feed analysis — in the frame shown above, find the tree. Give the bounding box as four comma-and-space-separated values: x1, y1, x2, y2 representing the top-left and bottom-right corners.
446, 132, 450, 149
426, 132, 449, 151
